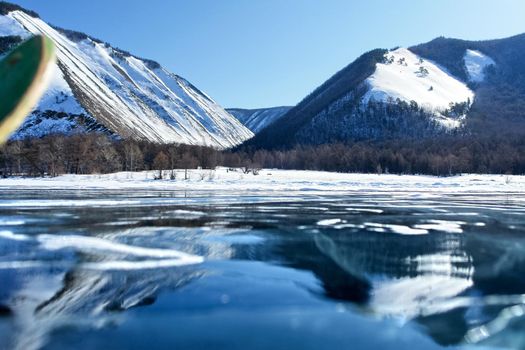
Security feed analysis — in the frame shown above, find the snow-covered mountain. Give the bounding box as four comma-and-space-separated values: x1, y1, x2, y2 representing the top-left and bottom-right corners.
363, 48, 475, 128
244, 35, 511, 149
0, 5, 253, 149
227, 106, 291, 133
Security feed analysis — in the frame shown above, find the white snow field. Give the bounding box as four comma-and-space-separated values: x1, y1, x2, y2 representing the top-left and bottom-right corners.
363, 48, 475, 128
0, 168, 523, 194
1, 11, 253, 148
464, 49, 496, 83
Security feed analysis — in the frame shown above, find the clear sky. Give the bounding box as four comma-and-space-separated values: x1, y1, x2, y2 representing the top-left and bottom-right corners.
9, 0, 525, 109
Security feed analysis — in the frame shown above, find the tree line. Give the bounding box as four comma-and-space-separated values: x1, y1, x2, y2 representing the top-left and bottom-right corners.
1, 133, 525, 178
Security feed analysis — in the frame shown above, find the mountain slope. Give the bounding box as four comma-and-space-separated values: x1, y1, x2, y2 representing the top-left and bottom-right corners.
242, 49, 387, 149
410, 34, 525, 134
242, 32, 525, 150
227, 106, 291, 133
0, 4, 253, 148
363, 49, 474, 114
243, 47, 476, 149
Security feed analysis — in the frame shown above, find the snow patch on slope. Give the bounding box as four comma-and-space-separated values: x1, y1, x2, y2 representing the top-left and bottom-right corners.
13, 115, 89, 139
37, 64, 86, 115
363, 48, 474, 128
0, 13, 29, 37
228, 106, 291, 133
464, 49, 495, 83
13, 64, 106, 139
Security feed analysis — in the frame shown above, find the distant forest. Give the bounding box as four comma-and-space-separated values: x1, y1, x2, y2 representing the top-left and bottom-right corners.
1, 133, 525, 177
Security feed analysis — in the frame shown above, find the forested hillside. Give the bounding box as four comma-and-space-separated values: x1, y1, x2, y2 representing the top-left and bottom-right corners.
243, 49, 388, 149
242, 33, 525, 151
2, 133, 524, 177
411, 33, 525, 135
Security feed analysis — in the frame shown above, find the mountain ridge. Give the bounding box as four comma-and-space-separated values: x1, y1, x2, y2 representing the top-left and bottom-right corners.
242, 32, 525, 150
3, 1, 525, 151
0, 2, 253, 149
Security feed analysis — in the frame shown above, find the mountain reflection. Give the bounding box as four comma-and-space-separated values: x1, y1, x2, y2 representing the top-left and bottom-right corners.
313, 231, 474, 318
278, 224, 525, 347
2, 194, 525, 350
0, 227, 209, 350
3, 266, 204, 350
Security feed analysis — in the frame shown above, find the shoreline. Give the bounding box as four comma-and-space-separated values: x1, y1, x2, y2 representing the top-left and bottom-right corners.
0, 168, 523, 194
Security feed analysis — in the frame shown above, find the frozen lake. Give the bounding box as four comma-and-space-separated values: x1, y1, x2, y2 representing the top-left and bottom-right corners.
0, 170, 525, 349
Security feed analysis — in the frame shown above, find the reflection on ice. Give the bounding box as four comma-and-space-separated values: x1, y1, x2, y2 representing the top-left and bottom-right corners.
1, 189, 525, 349
315, 218, 468, 235
414, 220, 466, 234
6, 267, 204, 350
0, 219, 25, 226
0, 226, 207, 349
466, 304, 525, 345
2, 234, 205, 350
0, 230, 30, 241
317, 219, 344, 226
364, 222, 429, 235
38, 234, 203, 262
372, 276, 472, 318
314, 231, 474, 319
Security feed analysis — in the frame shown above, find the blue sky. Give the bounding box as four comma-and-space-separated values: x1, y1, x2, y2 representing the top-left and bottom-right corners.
10, 0, 525, 109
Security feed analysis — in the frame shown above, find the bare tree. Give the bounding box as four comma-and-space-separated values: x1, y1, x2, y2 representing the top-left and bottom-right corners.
153, 151, 169, 179
179, 152, 198, 180
123, 141, 143, 172
167, 145, 178, 179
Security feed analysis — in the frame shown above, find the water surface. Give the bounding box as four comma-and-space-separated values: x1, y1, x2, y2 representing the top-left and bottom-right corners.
0, 189, 524, 349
